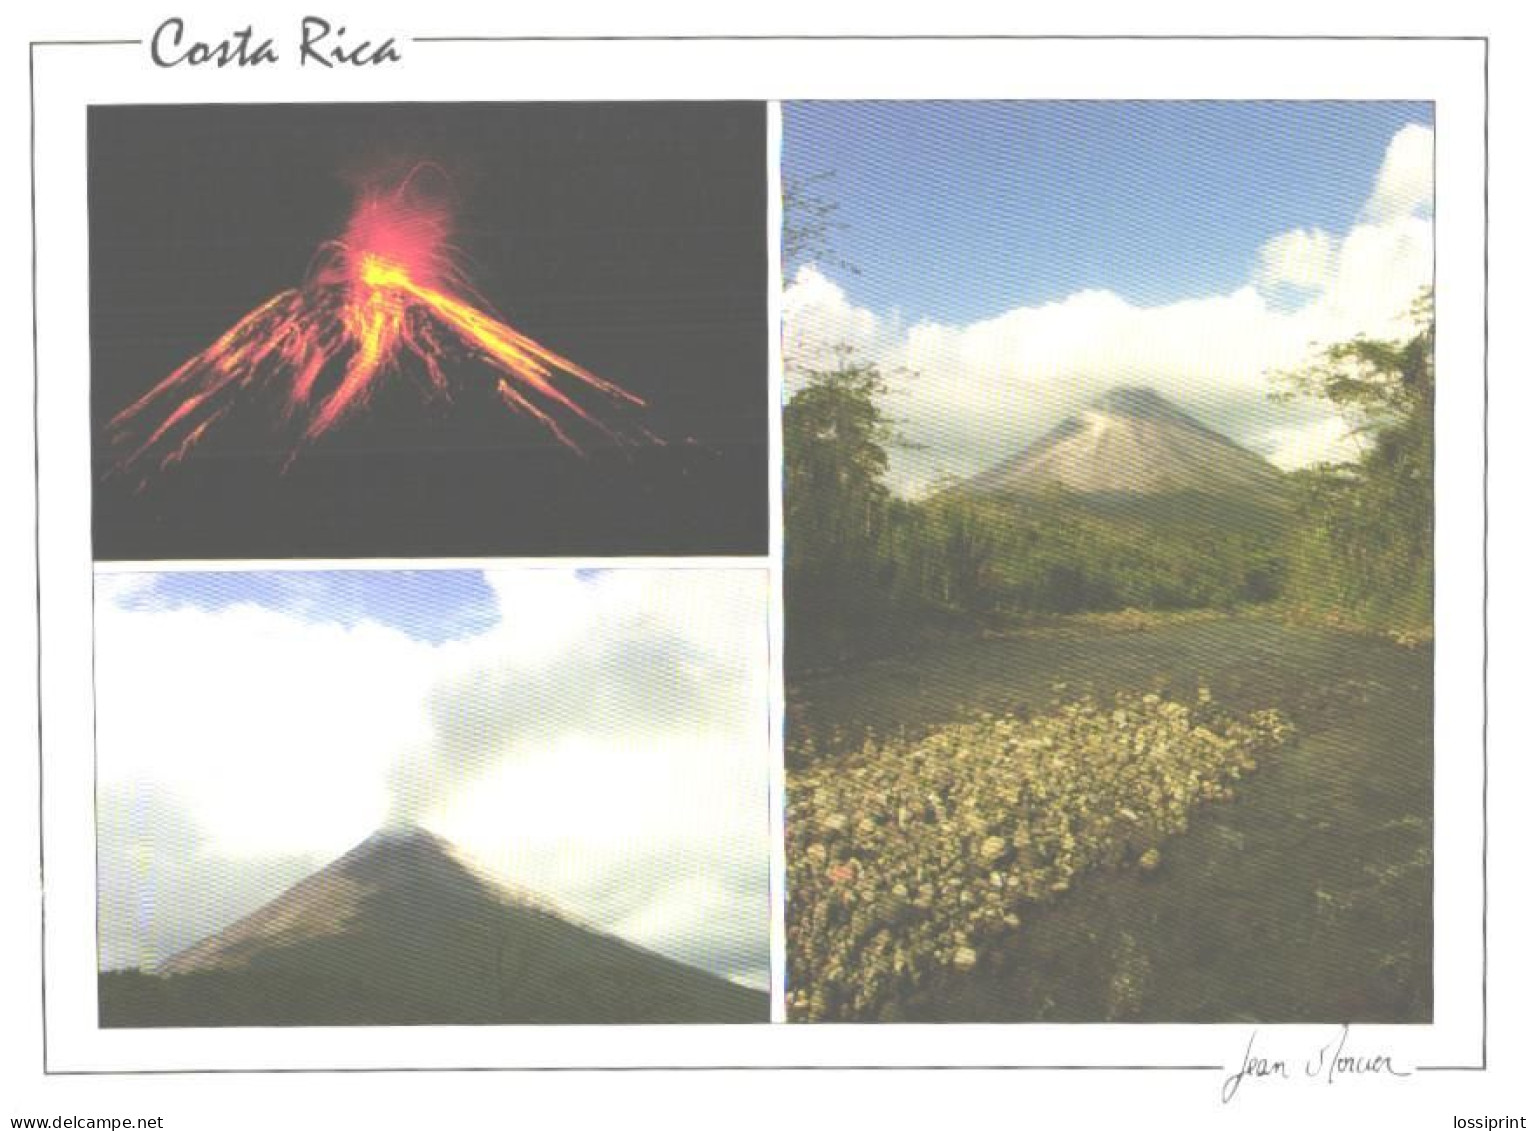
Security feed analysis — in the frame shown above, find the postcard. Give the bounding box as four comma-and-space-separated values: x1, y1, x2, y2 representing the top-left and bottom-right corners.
8, 19, 1504, 1131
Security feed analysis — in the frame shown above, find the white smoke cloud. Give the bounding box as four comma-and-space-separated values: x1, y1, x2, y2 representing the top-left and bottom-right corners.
784, 124, 1434, 490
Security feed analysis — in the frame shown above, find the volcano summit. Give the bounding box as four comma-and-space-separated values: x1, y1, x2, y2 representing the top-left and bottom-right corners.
964, 385, 1285, 504
100, 826, 767, 1026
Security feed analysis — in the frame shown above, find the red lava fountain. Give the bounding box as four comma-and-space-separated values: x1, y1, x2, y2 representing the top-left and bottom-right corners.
107, 167, 649, 481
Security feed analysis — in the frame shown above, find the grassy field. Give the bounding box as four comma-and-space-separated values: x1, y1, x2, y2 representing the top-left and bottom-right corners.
786, 615, 1432, 1023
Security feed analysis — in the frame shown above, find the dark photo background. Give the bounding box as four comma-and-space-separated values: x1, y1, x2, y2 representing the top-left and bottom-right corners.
90, 102, 768, 560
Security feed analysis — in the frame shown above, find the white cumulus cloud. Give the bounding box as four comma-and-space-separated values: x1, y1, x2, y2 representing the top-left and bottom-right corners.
1258, 414, 1368, 472
1364, 122, 1434, 221
1256, 227, 1338, 292
782, 261, 889, 365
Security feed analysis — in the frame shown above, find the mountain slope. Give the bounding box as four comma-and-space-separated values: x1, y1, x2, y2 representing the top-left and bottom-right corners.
964, 385, 1285, 504
101, 826, 766, 1026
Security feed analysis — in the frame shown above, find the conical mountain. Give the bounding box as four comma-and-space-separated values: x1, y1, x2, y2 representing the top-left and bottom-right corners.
157, 826, 511, 978
103, 826, 766, 1026
965, 385, 1284, 502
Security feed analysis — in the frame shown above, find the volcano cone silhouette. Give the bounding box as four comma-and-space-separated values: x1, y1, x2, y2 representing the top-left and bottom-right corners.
106, 169, 651, 485
101, 827, 766, 1026
965, 385, 1284, 501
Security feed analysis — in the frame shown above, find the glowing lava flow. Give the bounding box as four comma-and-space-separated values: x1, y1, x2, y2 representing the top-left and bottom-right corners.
107, 169, 648, 480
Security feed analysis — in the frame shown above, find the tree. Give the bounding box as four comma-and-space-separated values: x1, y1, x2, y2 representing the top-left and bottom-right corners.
782, 171, 858, 279
1273, 291, 1434, 632
784, 356, 901, 663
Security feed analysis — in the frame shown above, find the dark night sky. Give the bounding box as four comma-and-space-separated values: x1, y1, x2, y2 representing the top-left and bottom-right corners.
89, 102, 768, 560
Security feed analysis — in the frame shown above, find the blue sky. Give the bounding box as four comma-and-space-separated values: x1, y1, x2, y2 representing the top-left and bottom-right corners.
784, 101, 1433, 324
116, 569, 501, 645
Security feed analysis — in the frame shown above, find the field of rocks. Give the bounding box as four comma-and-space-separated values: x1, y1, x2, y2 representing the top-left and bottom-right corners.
786, 687, 1293, 1021
785, 618, 1433, 1024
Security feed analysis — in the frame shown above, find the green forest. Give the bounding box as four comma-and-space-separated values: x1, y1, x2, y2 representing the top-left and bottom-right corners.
784, 295, 1435, 670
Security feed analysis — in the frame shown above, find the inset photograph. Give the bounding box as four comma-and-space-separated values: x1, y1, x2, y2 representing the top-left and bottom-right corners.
95, 567, 770, 1025
90, 103, 767, 560
782, 102, 1433, 1023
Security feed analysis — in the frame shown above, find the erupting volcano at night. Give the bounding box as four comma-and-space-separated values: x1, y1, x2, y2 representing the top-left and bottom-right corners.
107, 166, 649, 482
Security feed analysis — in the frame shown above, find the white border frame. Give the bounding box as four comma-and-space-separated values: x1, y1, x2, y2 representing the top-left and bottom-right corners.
34, 35, 1485, 1074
